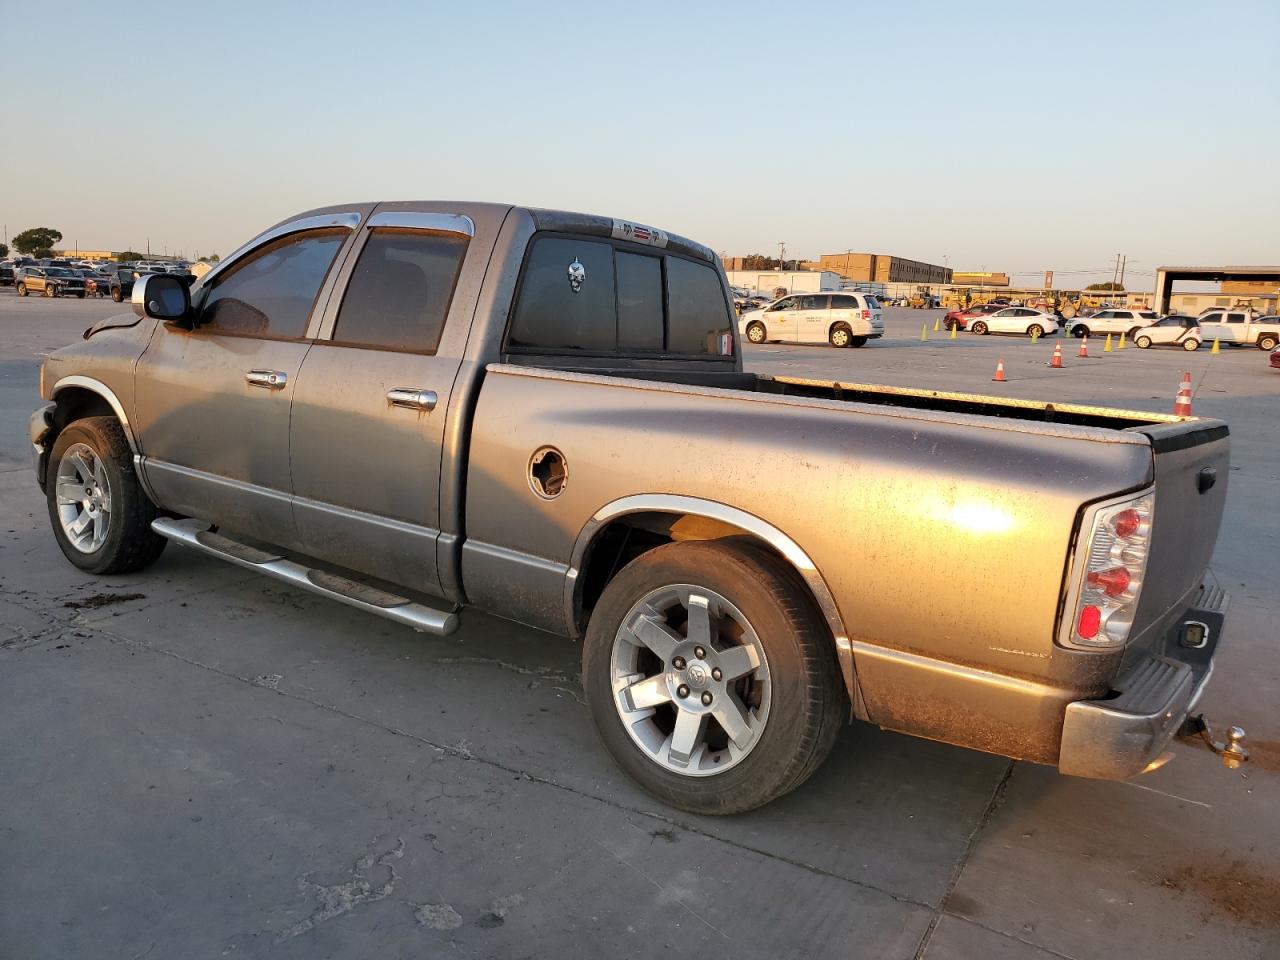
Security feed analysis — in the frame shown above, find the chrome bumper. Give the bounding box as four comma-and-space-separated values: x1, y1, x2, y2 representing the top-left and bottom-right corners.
1058, 588, 1226, 779
29, 402, 56, 490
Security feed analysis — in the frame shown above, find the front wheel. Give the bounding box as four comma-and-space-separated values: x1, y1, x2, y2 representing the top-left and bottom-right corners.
745, 321, 766, 344
16, 282, 27, 296
44, 285, 56, 298
1183, 339, 1200, 351
582, 539, 845, 814
1072, 325, 1090, 338
1258, 335, 1278, 351
971, 320, 988, 335
111, 287, 123, 303
829, 323, 852, 348
1136, 336, 1153, 349
46, 417, 167, 575
77, 291, 86, 299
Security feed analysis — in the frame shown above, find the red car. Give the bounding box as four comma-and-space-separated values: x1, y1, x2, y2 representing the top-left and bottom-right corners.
1270, 345, 1280, 370
943, 302, 1007, 331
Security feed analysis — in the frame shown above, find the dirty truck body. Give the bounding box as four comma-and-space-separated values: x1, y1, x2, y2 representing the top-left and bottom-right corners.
31, 202, 1231, 813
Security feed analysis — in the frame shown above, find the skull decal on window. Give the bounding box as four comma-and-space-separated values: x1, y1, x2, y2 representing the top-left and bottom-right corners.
567, 257, 586, 293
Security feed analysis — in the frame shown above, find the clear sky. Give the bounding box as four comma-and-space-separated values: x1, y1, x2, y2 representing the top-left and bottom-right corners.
3, 0, 1276, 287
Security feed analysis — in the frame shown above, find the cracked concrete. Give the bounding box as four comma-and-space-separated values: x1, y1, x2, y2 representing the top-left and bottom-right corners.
1, 300, 1277, 959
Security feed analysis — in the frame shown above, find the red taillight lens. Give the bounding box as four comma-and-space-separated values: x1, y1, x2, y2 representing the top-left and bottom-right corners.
1112, 509, 1142, 538
1077, 604, 1101, 639
1086, 566, 1131, 597
861, 309, 871, 320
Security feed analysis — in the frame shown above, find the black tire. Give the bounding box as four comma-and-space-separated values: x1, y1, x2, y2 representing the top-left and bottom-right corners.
77, 291, 86, 299
1027, 323, 1044, 338
1258, 335, 1278, 351
972, 320, 988, 335
17, 282, 27, 296
745, 321, 766, 344
829, 323, 852, 348
111, 286, 123, 303
850, 335, 868, 348
1136, 335, 1153, 349
44, 285, 56, 298
1072, 325, 1090, 338
582, 539, 846, 815
46, 416, 166, 575
1127, 327, 1142, 340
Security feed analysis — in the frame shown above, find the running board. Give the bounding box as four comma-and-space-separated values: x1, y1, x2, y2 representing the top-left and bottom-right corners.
151, 517, 459, 635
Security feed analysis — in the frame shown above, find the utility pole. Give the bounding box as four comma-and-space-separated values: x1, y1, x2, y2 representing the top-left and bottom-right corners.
1111, 253, 1121, 289
778, 242, 786, 272
1118, 255, 1127, 290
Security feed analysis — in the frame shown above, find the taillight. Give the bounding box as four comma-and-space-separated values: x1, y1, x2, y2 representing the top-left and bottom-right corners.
861, 309, 871, 320
1063, 491, 1154, 649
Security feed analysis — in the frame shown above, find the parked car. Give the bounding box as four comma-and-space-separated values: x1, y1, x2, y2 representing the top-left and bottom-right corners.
969, 307, 1059, 337
15, 266, 87, 298
1196, 309, 1280, 351
0, 263, 15, 286
68, 268, 109, 297
740, 291, 884, 347
1134, 315, 1201, 351
1067, 309, 1159, 339
1270, 344, 1280, 370
943, 302, 1004, 331
107, 268, 142, 303
29, 201, 1232, 814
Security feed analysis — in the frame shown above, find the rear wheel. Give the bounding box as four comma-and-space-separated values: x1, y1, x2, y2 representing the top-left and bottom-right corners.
1027, 324, 1044, 338
77, 291, 86, 299
1128, 327, 1143, 339
111, 286, 123, 303
745, 321, 766, 344
971, 320, 988, 335
46, 417, 166, 575
1258, 335, 1278, 351
829, 323, 852, 348
1136, 335, 1153, 349
16, 282, 27, 296
1072, 324, 1090, 338
582, 539, 845, 814
1183, 339, 1200, 351
850, 335, 868, 348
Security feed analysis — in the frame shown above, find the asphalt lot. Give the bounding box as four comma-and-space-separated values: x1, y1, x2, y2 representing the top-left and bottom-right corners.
1, 290, 1277, 959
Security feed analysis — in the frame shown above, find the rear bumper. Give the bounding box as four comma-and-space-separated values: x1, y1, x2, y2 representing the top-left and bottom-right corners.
1058, 587, 1226, 779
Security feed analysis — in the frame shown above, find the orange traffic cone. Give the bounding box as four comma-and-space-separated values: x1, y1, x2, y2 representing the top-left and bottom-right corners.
992, 358, 1006, 382
1050, 342, 1063, 368
1172, 372, 1193, 416
1078, 335, 1089, 358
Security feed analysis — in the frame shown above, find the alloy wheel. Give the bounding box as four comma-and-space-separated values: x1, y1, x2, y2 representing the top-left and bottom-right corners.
54, 442, 112, 553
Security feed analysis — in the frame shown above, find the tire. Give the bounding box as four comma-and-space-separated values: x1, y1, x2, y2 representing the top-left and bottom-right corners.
17, 282, 27, 296
1127, 327, 1142, 340
850, 335, 868, 348
44, 285, 55, 298
1135, 335, 1152, 348
1072, 325, 1090, 338
582, 539, 846, 815
1027, 324, 1044, 338
46, 416, 166, 575
111, 286, 123, 303
745, 321, 766, 344
829, 323, 852, 348
1258, 335, 1278, 351
77, 291, 86, 299
971, 320, 988, 335
1183, 339, 1199, 351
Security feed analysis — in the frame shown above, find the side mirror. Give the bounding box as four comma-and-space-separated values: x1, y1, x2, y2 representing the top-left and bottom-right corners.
132, 273, 193, 328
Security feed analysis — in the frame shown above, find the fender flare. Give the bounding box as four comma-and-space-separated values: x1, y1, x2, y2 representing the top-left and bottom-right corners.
564, 493, 859, 709
50, 375, 141, 455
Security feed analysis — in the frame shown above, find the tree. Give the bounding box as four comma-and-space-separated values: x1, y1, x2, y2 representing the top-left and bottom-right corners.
12, 227, 63, 257
116, 251, 146, 262
1086, 281, 1124, 291
199, 253, 220, 263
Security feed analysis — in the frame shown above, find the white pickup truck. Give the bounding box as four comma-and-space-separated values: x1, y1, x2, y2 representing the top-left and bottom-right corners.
1197, 309, 1280, 350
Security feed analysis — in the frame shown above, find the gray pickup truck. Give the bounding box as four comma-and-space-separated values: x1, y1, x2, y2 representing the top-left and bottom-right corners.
30, 202, 1233, 813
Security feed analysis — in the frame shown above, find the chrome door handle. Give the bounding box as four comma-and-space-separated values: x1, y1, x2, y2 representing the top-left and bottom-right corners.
245, 369, 288, 390
386, 388, 438, 411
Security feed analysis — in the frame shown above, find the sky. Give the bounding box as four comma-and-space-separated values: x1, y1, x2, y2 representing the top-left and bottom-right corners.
3, 0, 1277, 288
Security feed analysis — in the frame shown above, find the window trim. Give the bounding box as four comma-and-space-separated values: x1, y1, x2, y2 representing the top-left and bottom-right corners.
502, 231, 735, 362
318, 226, 471, 357
191, 227, 351, 344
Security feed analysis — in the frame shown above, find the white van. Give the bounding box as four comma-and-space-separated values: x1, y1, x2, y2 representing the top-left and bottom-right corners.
739, 292, 884, 347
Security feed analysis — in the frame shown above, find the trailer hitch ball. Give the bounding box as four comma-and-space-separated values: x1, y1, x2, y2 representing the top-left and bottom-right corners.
1178, 714, 1250, 769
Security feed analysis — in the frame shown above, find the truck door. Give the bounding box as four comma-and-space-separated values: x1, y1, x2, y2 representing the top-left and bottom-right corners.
287, 213, 473, 597
1221, 311, 1249, 344
1197, 311, 1225, 343
132, 223, 355, 548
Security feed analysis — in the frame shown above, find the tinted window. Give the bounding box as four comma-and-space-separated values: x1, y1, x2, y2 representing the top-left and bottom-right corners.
1139, 311, 1158, 319
508, 238, 616, 351
1200, 312, 1222, 323
830, 295, 859, 309
666, 257, 732, 355
1225, 313, 1246, 323
332, 230, 467, 352
799, 295, 828, 311
616, 252, 663, 350
771, 297, 798, 311
200, 230, 346, 338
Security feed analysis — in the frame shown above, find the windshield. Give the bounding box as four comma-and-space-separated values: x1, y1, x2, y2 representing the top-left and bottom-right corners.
46, 268, 73, 277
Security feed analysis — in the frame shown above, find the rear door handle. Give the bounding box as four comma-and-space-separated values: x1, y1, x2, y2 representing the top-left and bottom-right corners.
245, 369, 288, 390
386, 388, 438, 411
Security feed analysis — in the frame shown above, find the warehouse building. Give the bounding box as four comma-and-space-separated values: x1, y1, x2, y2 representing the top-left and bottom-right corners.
951, 271, 1010, 287
808, 252, 950, 285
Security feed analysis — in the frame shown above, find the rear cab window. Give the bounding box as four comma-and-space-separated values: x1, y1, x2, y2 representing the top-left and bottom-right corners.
506, 233, 734, 359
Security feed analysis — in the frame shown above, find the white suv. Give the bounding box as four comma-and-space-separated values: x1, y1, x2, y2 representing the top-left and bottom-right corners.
740, 292, 884, 348
1067, 309, 1158, 339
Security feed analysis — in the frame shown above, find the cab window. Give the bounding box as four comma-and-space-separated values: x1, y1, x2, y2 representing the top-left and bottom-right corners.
665, 257, 733, 355
199, 229, 347, 339
798, 295, 828, 311
1225, 313, 1247, 324
331, 229, 468, 353
830, 295, 858, 310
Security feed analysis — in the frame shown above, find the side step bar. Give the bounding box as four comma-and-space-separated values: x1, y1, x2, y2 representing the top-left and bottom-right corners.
151, 517, 459, 635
